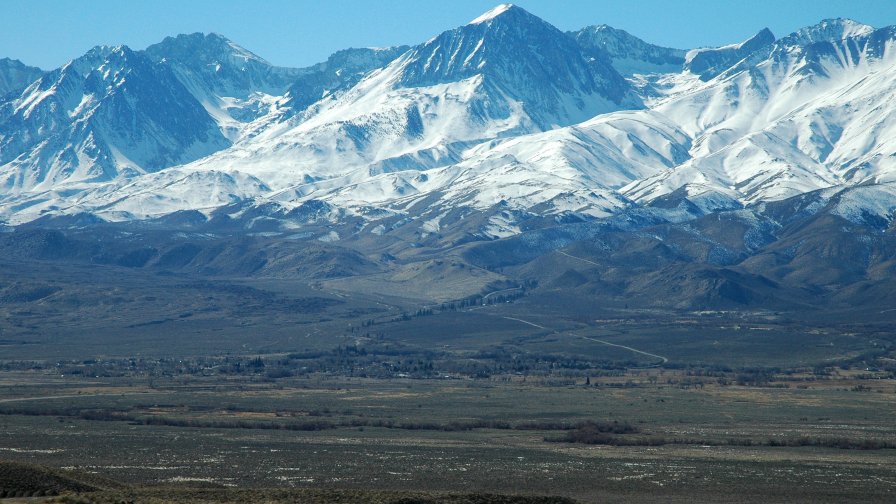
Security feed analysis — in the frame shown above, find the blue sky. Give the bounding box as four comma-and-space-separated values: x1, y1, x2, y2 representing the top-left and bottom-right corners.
4, 0, 896, 70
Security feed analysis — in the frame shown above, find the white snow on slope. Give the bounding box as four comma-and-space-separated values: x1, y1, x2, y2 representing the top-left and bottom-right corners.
469, 4, 515, 25
3, 14, 896, 234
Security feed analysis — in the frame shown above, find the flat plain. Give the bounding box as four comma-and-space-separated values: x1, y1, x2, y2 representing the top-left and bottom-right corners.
0, 259, 894, 503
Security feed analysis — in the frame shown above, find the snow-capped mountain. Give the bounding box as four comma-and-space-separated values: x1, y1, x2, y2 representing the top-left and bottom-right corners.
282, 46, 409, 114
0, 35, 415, 220
0, 58, 43, 97
271, 16, 896, 232
169, 3, 641, 195
684, 28, 775, 80
0, 45, 230, 195
143, 33, 303, 137
625, 19, 896, 210
572, 25, 687, 76
1, 6, 896, 245
397, 3, 638, 123
145, 33, 301, 100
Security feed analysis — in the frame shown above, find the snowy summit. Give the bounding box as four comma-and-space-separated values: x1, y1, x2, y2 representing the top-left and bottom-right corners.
0, 4, 895, 238
468, 3, 516, 24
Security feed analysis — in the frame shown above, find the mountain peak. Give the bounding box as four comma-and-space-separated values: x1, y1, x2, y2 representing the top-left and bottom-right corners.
144, 32, 302, 101
0, 57, 40, 69
818, 18, 873, 33
685, 28, 776, 80
396, 2, 635, 119
788, 18, 874, 44
572, 24, 686, 76
147, 32, 269, 65
742, 28, 775, 49
108, 44, 138, 59
468, 3, 518, 25
401, 4, 573, 87
0, 58, 44, 96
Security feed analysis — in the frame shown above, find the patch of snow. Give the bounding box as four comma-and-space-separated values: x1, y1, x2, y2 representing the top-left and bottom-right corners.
469, 4, 514, 25
318, 230, 340, 242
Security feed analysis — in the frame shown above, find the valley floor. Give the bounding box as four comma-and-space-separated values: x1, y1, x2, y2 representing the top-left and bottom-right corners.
0, 369, 893, 503
0, 259, 894, 503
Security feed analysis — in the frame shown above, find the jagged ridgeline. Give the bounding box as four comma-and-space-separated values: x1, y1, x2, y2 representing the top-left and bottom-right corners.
2, 5, 895, 234
1, 5, 896, 309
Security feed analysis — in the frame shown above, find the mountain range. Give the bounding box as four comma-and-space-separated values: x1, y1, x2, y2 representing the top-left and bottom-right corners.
2, 4, 896, 310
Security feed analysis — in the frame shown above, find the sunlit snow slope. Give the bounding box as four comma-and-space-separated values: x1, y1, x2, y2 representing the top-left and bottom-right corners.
2, 6, 896, 237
